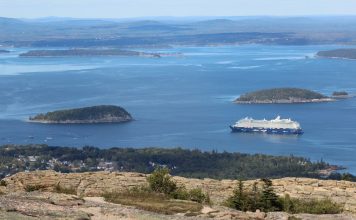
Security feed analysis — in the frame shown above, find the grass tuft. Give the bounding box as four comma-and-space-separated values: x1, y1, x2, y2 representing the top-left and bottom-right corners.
281, 196, 343, 214
54, 183, 77, 195
103, 188, 203, 215
24, 184, 46, 192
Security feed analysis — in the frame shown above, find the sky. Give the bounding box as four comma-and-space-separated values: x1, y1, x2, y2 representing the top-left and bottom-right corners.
1, 0, 356, 18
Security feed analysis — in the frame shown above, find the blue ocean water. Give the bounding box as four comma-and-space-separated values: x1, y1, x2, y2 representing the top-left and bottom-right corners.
0, 45, 355, 173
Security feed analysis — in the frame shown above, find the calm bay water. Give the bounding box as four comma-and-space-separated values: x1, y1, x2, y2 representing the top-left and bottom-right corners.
0, 45, 355, 173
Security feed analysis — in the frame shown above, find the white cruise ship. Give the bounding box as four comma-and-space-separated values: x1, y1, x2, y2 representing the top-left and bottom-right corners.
230, 116, 303, 134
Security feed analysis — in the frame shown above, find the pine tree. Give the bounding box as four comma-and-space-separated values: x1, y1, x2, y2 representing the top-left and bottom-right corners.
230, 179, 245, 210
250, 181, 260, 211
260, 178, 282, 211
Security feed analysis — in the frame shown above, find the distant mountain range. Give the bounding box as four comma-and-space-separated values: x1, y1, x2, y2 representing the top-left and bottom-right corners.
2, 16, 356, 47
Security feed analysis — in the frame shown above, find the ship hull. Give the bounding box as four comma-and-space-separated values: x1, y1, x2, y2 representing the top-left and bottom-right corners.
230, 126, 303, 135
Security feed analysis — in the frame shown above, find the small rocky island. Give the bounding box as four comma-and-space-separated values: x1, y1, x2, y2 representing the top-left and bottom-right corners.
19, 49, 181, 58
317, 48, 356, 60
29, 105, 133, 124
332, 91, 351, 99
0, 49, 10, 53
235, 88, 334, 104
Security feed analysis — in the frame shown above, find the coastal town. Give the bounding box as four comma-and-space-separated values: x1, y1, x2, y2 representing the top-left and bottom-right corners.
0, 152, 117, 178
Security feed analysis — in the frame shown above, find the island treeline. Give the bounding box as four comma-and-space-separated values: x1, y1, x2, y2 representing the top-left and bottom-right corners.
29, 105, 132, 124
317, 48, 356, 60
1, 144, 354, 181
19, 49, 165, 58
235, 88, 330, 104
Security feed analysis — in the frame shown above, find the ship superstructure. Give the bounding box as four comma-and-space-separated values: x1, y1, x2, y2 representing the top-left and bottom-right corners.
230, 116, 303, 134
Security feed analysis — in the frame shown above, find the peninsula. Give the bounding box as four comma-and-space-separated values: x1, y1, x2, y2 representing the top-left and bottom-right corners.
235, 88, 333, 104
0, 144, 349, 180
317, 48, 356, 60
29, 105, 133, 124
19, 48, 181, 58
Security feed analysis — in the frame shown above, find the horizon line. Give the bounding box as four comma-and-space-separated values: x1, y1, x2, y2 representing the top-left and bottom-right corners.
4, 14, 356, 21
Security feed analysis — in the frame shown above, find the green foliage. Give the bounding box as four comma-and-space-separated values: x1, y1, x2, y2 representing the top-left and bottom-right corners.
103, 187, 203, 215
147, 167, 177, 195
103, 168, 210, 215
226, 179, 281, 212
236, 88, 327, 102
147, 167, 210, 204
281, 194, 293, 213
328, 172, 356, 182
260, 178, 282, 212
171, 186, 189, 200
54, 184, 77, 195
187, 188, 207, 204
228, 180, 246, 210
170, 186, 208, 203
317, 49, 356, 60
332, 91, 348, 96
0, 180, 7, 187
25, 184, 45, 192
280, 195, 342, 214
249, 181, 261, 211
0, 144, 350, 181
30, 105, 131, 122
227, 180, 342, 214
341, 173, 356, 181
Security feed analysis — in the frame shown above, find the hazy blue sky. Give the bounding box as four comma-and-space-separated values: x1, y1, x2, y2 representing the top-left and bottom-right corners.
1, 0, 356, 18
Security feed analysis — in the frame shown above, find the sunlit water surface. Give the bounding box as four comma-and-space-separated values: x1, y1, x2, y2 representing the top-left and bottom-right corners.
0, 45, 355, 173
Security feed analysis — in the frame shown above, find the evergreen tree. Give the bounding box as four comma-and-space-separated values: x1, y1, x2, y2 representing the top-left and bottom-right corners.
230, 179, 245, 210
250, 181, 260, 211
260, 178, 282, 211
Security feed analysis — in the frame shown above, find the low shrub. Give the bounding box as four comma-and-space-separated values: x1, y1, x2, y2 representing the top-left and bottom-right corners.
226, 180, 265, 211
103, 167, 210, 215
103, 188, 202, 215
280, 195, 343, 214
25, 184, 45, 192
226, 179, 343, 214
54, 183, 77, 195
171, 186, 189, 200
147, 167, 210, 204
0, 179, 7, 187
188, 188, 207, 203
147, 167, 177, 195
